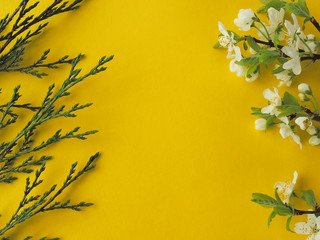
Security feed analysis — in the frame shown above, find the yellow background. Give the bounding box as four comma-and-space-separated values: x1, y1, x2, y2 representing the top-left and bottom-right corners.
1, 0, 320, 239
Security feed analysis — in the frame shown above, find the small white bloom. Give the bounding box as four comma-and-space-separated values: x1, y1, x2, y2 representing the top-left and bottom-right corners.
255, 118, 267, 131
234, 9, 255, 31
273, 65, 292, 87
218, 21, 237, 59
299, 93, 308, 102
309, 136, 320, 146
298, 83, 311, 94
274, 171, 298, 204
229, 46, 248, 77
262, 8, 286, 41
295, 117, 312, 131
268, 8, 285, 28
246, 71, 258, 82
279, 123, 302, 149
295, 213, 320, 239
282, 46, 302, 75
285, 13, 304, 49
307, 126, 318, 135
261, 88, 282, 114
304, 34, 319, 54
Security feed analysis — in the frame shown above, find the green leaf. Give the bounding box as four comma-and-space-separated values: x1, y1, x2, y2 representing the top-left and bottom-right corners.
277, 106, 304, 118
251, 193, 280, 208
301, 190, 317, 207
286, 216, 295, 232
260, 0, 273, 4
246, 36, 261, 53
286, 1, 311, 18
213, 41, 221, 49
236, 56, 259, 66
268, 210, 277, 227
243, 41, 248, 51
274, 206, 294, 216
275, 189, 285, 205
278, 57, 288, 64
259, 49, 280, 64
251, 107, 271, 117
247, 63, 260, 77
272, 66, 285, 74
266, 115, 277, 131
258, 0, 286, 13
283, 92, 300, 106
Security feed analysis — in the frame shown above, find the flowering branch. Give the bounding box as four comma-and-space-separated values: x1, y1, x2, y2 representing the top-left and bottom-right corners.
253, 171, 320, 237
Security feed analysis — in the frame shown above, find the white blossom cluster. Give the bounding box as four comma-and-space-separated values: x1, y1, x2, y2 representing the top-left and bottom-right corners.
254, 83, 320, 148
217, 7, 320, 86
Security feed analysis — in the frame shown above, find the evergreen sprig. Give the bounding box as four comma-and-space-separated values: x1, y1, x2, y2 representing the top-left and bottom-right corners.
0, 0, 113, 238
0, 0, 85, 78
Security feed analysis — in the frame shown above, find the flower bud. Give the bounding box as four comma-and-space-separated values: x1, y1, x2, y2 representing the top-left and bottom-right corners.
298, 93, 308, 102
307, 126, 318, 136
298, 83, 311, 94
309, 135, 320, 146
255, 118, 266, 131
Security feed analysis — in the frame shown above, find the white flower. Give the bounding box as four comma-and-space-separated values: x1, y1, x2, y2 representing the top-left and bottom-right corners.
234, 9, 255, 31
255, 118, 267, 131
307, 126, 318, 135
274, 171, 298, 204
218, 21, 237, 59
295, 117, 312, 131
298, 83, 311, 94
274, 64, 292, 87
304, 34, 319, 54
262, 8, 286, 41
229, 46, 248, 77
282, 46, 302, 75
299, 93, 308, 102
285, 13, 304, 49
309, 136, 320, 146
295, 213, 320, 240
268, 8, 285, 28
246, 71, 258, 82
261, 88, 282, 114
279, 123, 302, 149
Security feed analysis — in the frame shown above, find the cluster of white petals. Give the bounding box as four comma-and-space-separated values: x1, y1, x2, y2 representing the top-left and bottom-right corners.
295, 213, 320, 240
274, 171, 298, 204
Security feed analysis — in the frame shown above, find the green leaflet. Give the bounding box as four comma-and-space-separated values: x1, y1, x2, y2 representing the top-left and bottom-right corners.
246, 36, 261, 52
251, 193, 280, 208
274, 206, 294, 216
301, 190, 317, 207
286, 0, 311, 18
286, 216, 294, 233
272, 66, 285, 74
259, 49, 280, 64
236, 56, 259, 66
258, 0, 286, 13
283, 92, 300, 106
247, 63, 260, 77
268, 210, 277, 227
277, 106, 304, 118
266, 115, 277, 131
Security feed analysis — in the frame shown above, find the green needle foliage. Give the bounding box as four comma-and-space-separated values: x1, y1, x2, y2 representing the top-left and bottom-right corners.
0, 0, 113, 239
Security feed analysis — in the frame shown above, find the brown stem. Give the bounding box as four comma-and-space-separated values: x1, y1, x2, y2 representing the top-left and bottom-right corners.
311, 17, 320, 34
245, 36, 320, 62
288, 108, 320, 122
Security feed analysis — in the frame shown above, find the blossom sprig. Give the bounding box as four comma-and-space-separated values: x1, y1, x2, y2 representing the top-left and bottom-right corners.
253, 83, 320, 148
215, 0, 320, 86
252, 171, 320, 239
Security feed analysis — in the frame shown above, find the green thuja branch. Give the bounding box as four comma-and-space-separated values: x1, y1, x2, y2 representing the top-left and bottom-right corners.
0, 54, 113, 184
0, 153, 99, 237
0, 0, 114, 238
0, 0, 85, 78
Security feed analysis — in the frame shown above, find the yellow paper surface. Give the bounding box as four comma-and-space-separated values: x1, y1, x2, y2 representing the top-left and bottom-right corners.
1, 0, 320, 239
